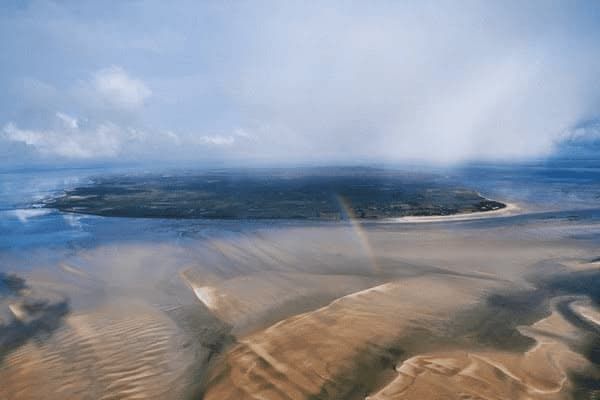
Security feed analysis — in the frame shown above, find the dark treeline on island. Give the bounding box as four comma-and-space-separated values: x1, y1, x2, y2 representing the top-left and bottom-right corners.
44, 167, 505, 220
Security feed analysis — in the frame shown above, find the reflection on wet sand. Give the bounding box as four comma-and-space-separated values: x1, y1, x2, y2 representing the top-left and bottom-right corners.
0, 219, 599, 399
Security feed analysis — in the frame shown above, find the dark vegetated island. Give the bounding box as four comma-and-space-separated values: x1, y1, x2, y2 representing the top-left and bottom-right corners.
45, 167, 506, 219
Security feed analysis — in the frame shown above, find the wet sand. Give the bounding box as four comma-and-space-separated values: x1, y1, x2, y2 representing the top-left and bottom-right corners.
368, 299, 594, 400
1, 214, 599, 399
0, 304, 194, 400
202, 274, 507, 399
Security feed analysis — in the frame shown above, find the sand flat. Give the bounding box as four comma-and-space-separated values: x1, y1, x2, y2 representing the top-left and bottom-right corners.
367, 300, 595, 400
0, 304, 194, 400
203, 274, 505, 399
2, 216, 598, 399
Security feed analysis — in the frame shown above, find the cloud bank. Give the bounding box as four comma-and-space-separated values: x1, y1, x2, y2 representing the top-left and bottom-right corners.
1, 1, 599, 165
4, 116, 121, 159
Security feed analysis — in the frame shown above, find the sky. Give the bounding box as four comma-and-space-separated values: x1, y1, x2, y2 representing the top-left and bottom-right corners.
1, 0, 600, 167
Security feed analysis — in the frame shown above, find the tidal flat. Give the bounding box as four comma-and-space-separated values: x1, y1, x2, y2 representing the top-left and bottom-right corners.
0, 165, 599, 399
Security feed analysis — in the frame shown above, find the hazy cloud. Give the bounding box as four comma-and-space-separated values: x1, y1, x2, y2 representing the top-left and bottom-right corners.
3, 115, 122, 159
91, 66, 152, 111
198, 135, 235, 146
55, 112, 78, 129
1, 1, 600, 165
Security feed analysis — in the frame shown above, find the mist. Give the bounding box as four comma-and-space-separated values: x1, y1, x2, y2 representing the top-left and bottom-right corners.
1, 1, 600, 166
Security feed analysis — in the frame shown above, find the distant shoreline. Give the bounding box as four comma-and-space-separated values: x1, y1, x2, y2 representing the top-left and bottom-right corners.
45, 202, 517, 222
383, 201, 520, 223
42, 192, 515, 222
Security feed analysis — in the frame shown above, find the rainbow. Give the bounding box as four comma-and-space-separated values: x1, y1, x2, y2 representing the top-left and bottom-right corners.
335, 195, 380, 274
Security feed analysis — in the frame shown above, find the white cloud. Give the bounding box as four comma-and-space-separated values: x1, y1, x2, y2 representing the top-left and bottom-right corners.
198, 135, 235, 146
233, 128, 252, 139
91, 66, 152, 110
165, 130, 181, 145
3, 117, 123, 159
3, 2, 600, 165
0, 66, 154, 161
56, 112, 79, 129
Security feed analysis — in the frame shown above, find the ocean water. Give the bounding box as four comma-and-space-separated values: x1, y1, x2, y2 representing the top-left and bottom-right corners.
449, 161, 600, 210
1, 161, 600, 261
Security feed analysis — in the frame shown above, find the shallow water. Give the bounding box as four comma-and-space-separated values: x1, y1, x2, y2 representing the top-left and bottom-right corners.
1, 162, 599, 399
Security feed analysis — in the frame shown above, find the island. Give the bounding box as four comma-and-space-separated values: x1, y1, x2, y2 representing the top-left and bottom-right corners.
44, 167, 506, 220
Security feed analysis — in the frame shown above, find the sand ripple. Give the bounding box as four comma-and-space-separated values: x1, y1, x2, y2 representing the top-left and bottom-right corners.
203, 275, 501, 399
0, 305, 192, 400
367, 299, 595, 400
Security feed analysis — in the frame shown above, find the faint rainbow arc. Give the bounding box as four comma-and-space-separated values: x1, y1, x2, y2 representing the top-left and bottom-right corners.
335, 195, 381, 274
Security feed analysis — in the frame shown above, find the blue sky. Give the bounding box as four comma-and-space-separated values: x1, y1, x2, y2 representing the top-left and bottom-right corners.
1, 1, 600, 167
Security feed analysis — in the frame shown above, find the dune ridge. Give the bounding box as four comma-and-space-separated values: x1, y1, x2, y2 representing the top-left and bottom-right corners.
366, 298, 596, 400
203, 274, 504, 399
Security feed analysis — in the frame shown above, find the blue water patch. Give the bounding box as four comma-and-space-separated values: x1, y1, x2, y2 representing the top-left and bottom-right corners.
2, 161, 600, 254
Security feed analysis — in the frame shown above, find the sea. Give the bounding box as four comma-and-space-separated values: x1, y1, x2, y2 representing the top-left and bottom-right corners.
2, 160, 600, 267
